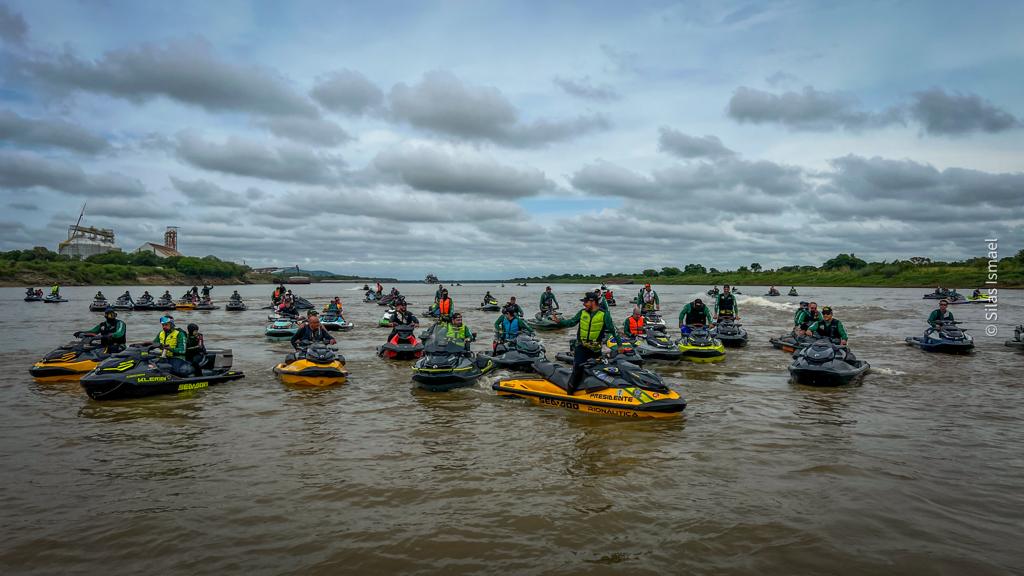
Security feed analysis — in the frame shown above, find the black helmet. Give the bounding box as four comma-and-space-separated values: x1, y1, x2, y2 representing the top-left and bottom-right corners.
187, 323, 199, 334
581, 291, 599, 303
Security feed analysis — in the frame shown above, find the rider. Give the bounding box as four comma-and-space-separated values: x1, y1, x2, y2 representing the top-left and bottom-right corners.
557, 291, 618, 394
444, 312, 474, 350
972, 288, 982, 299
230, 290, 242, 301
482, 290, 495, 305
201, 284, 212, 298
140, 290, 152, 301
326, 297, 343, 314
434, 284, 445, 304
291, 313, 336, 347
927, 299, 955, 329
678, 298, 713, 334
796, 301, 823, 331
539, 286, 559, 315
385, 299, 420, 340
805, 306, 848, 345
120, 290, 134, 305
768, 285, 780, 295
77, 306, 127, 353
637, 283, 660, 313
623, 305, 646, 336
94, 290, 106, 301
435, 288, 454, 321
714, 284, 739, 320
494, 305, 533, 343
50, 284, 60, 297
504, 296, 524, 317
153, 315, 191, 376
185, 323, 206, 369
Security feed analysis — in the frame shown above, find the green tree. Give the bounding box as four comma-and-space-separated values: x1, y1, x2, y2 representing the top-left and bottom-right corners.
661, 266, 682, 276
684, 263, 707, 274
750, 262, 762, 272
642, 269, 659, 277
822, 253, 867, 270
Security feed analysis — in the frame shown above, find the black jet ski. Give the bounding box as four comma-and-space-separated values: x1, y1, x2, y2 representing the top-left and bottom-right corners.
79, 345, 244, 400
113, 294, 134, 310
493, 357, 685, 419
154, 295, 176, 310
712, 316, 748, 347
788, 288, 799, 296
642, 312, 667, 332
134, 294, 156, 310
377, 293, 401, 307
291, 296, 315, 310
635, 330, 683, 361
765, 289, 781, 297
706, 288, 720, 297
906, 321, 974, 353
89, 298, 109, 312
479, 298, 501, 311
195, 298, 219, 310
770, 331, 817, 353
482, 334, 546, 371
788, 339, 869, 387
527, 311, 562, 331
25, 289, 43, 302
44, 294, 67, 303
225, 297, 247, 311
1006, 325, 1024, 350
603, 336, 644, 365
411, 335, 494, 391
378, 325, 425, 360
29, 336, 112, 382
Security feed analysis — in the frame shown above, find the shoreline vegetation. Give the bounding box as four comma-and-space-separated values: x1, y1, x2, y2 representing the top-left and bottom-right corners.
511, 253, 1024, 289
0, 248, 393, 287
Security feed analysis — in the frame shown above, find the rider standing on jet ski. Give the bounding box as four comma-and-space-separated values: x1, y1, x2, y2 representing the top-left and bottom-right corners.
385, 300, 420, 339
120, 290, 134, 305
291, 313, 336, 347
77, 306, 127, 353
557, 291, 619, 394
494, 306, 534, 342
928, 300, 955, 329
637, 283, 660, 312
678, 299, 713, 334
805, 306, 848, 345
714, 285, 739, 320
539, 286, 559, 314
435, 289, 454, 321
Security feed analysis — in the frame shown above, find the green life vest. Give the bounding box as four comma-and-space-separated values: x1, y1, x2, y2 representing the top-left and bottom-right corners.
578, 310, 605, 351
446, 324, 470, 344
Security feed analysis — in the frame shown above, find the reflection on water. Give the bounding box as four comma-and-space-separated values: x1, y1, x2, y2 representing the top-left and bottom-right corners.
0, 284, 1021, 574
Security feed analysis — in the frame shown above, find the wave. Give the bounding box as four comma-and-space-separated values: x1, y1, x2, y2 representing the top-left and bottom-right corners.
739, 295, 798, 311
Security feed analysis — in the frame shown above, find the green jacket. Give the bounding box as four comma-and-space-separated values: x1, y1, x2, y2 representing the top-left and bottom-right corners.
505, 303, 525, 317
796, 309, 823, 326
558, 308, 618, 343
807, 318, 848, 340
494, 315, 533, 339
540, 292, 559, 310
153, 327, 188, 357
679, 303, 713, 326
715, 293, 739, 316
636, 288, 660, 310
928, 309, 954, 327
86, 319, 126, 342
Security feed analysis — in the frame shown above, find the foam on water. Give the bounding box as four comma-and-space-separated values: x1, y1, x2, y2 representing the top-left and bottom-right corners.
872, 367, 906, 376
739, 295, 797, 311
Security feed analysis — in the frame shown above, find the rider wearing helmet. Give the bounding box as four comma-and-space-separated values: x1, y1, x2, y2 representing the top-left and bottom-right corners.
77, 306, 126, 353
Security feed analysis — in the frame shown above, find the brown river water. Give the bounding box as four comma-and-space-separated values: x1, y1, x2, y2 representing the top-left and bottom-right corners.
1, 283, 1022, 575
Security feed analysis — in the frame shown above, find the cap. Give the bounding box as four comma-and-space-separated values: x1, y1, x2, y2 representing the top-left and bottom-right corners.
645, 283, 651, 288
799, 301, 808, 306
694, 298, 704, 305
822, 306, 834, 314
159, 315, 174, 324
581, 292, 599, 302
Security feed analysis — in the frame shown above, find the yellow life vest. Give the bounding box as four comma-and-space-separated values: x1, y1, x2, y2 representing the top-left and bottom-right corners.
446, 323, 470, 344
157, 328, 183, 357
578, 310, 605, 351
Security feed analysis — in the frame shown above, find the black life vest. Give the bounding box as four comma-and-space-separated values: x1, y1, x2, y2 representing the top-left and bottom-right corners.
717, 294, 736, 314
814, 319, 842, 339
685, 305, 708, 325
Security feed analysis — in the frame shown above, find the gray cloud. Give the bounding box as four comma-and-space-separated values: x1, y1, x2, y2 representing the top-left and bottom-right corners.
0, 3, 27, 45
16, 37, 318, 117
552, 76, 620, 101
310, 69, 384, 115
8, 201, 37, 210
658, 127, 735, 158
570, 160, 656, 197
87, 196, 167, 219
909, 88, 1020, 135
600, 44, 641, 75
0, 151, 144, 196
257, 115, 351, 146
170, 177, 246, 207
727, 86, 904, 131
373, 143, 551, 198
0, 109, 109, 153
175, 133, 345, 184
389, 70, 609, 147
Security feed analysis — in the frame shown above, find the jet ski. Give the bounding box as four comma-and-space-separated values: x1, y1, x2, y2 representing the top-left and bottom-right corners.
133, 294, 156, 310
321, 312, 353, 332
965, 292, 991, 303
175, 298, 197, 310
603, 336, 645, 366
364, 291, 378, 303
479, 298, 501, 312
482, 334, 546, 371
265, 319, 299, 339
712, 317, 748, 347
769, 331, 817, 353
493, 357, 685, 419
642, 312, 667, 332
379, 307, 396, 327
44, 294, 67, 303
732, 288, 742, 294
377, 293, 401, 307
274, 342, 348, 386
1005, 325, 1024, 350
89, 298, 109, 312
29, 336, 112, 382
195, 298, 219, 310
225, 298, 247, 311
905, 321, 974, 353
424, 305, 441, 318
113, 295, 134, 310
79, 345, 243, 400
377, 325, 425, 360
706, 288, 720, 297
788, 340, 869, 387
635, 330, 684, 361
765, 290, 781, 297
788, 288, 799, 296
291, 296, 315, 310
527, 311, 562, 331
24, 289, 43, 302
923, 290, 957, 300
411, 335, 494, 391
154, 295, 176, 310
676, 326, 726, 363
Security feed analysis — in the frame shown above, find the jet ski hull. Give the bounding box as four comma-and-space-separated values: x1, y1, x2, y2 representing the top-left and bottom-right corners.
225, 301, 247, 311
79, 349, 244, 400
89, 301, 108, 312
788, 363, 869, 387
43, 297, 67, 303
770, 335, 815, 353
905, 336, 975, 353
29, 360, 102, 382
493, 378, 685, 418
479, 304, 501, 312
274, 361, 348, 386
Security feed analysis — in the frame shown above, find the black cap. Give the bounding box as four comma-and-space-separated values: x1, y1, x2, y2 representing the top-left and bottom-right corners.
694, 298, 703, 305
822, 306, 833, 314
581, 292, 599, 302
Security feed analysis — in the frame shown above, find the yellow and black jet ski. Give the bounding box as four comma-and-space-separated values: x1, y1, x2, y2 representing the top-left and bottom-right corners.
676, 326, 726, 363
29, 335, 113, 382
493, 357, 685, 418
274, 341, 348, 386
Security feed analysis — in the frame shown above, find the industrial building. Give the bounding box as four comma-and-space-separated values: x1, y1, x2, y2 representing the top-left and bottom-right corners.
135, 226, 183, 258
57, 224, 120, 258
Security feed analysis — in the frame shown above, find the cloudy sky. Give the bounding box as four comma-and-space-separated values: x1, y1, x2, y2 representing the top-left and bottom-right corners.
1, 1, 1021, 279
